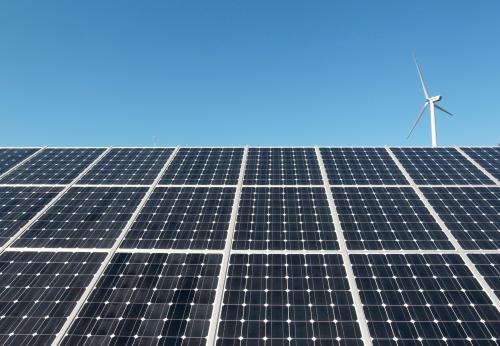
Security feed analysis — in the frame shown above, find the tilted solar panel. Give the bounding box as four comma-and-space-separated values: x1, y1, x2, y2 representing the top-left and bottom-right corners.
13, 186, 147, 248
122, 187, 235, 250
332, 187, 452, 250
233, 187, 338, 250
62, 253, 221, 345
0, 148, 105, 185
0, 186, 62, 246
422, 187, 500, 250
461, 147, 500, 181
0, 251, 106, 344
320, 147, 408, 185
79, 148, 174, 185
468, 254, 500, 299
0, 148, 37, 176
244, 148, 323, 185
391, 147, 495, 185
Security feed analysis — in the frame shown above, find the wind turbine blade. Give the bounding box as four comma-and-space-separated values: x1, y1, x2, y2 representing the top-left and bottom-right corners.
435, 104, 453, 116
413, 54, 430, 99
407, 102, 429, 139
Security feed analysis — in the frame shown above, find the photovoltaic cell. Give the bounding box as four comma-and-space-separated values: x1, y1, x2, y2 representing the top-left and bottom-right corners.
79, 148, 174, 185
217, 254, 362, 346
422, 187, 500, 250
0, 149, 37, 176
351, 254, 500, 345
332, 187, 451, 250
320, 147, 408, 185
14, 186, 147, 248
391, 147, 494, 185
0, 148, 105, 185
244, 148, 323, 185
468, 254, 500, 299
62, 253, 222, 345
160, 148, 243, 185
0, 186, 62, 246
121, 187, 235, 250
233, 187, 338, 250
0, 251, 106, 345
461, 147, 500, 181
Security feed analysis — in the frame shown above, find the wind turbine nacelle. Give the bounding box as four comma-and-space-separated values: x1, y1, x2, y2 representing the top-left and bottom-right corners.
428, 95, 442, 102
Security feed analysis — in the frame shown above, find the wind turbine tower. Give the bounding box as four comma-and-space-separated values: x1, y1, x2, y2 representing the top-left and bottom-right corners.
408, 55, 453, 147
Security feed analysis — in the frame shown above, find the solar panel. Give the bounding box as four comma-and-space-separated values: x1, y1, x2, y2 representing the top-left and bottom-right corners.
351, 253, 500, 344
422, 187, 500, 250
461, 147, 500, 181
0, 251, 106, 345
79, 148, 174, 185
121, 187, 235, 250
391, 147, 494, 185
62, 252, 221, 345
332, 187, 452, 250
160, 148, 243, 185
468, 254, 500, 299
232, 187, 339, 250
0, 148, 105, 185
217, 254, 363, 345
244, 148, 323, 185
320, 147, 408, 185
0, 149, 37, 176
0, 186, 62, 246
13, 186, 148, 248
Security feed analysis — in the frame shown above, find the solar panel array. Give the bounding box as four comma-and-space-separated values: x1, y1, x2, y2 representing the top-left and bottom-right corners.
0, 146, 498, 346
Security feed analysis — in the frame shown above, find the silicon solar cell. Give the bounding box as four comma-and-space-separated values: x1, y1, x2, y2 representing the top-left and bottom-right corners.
351, 254, 500, 345
62, 253, 221, 345
0, 148, 105, 185
0, 251, 106, 345
217, 254, 362, 345
461, 147, 500, 181
391, 147, 494, 185
244, 148, 323, 185
422, 187, 500, 250
332, 187, 451, 250
320, 147, 408, 185
121, 187, 235, 250
160, 148, 243, 185
79, 148, 174, 185
468, 254, 500, 299
13, 186, 147, 248
232, 187, 339, 250
0, 186, 62, 246
0, 148, 37, 176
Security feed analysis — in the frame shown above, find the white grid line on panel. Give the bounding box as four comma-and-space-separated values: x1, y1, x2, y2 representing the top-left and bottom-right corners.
7, 247, 110, 253
315, 146, 373, 346
206, 146, 249, 346
116, 248, 224, 254
0, 148, 112, 254
385, 146, 500, 312
51, 146, 180, 346
455, 147, 500, 185
0, 147, 45, 181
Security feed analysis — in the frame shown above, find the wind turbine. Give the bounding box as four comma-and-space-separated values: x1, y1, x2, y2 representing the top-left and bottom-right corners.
407, 55, 453, 147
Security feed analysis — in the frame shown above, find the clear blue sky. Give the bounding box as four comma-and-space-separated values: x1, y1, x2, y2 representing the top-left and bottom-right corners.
1, 1, 499, 147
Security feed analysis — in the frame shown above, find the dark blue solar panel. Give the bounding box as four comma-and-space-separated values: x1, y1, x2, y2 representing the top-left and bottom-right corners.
62, 253, 222, 345
79, 148, 174, 185
244, 148, 323, 185
0, 148, 105, 185
0, 186, 62, 246
468, 254, 500, 299
0, 251, 106, 345
217, 254, 362, 345
14, 186, 147, 248
391, 148, 494, 185
0, 149, 37, 176
422, 187, 500, 250
461, 147, 500, 181
320, 147, 408, 185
